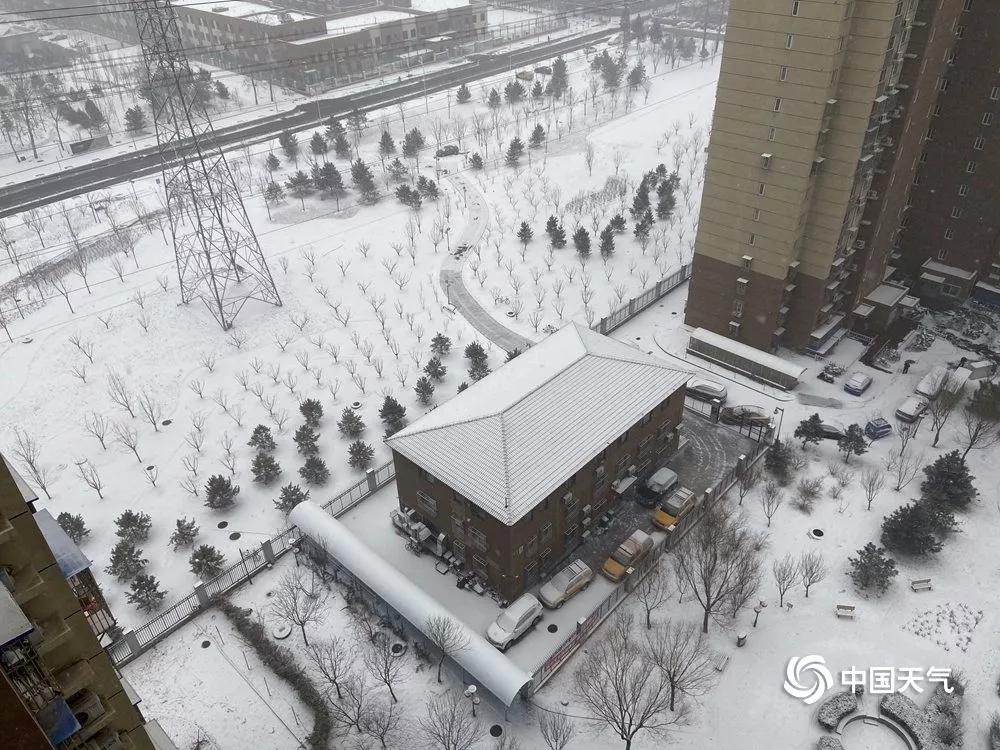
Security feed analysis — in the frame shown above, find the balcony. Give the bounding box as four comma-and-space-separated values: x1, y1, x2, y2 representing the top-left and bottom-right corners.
0, 513, 15, 544
32, 614, 72, 657
55, 659, 96, 698
3, 565, 46, 605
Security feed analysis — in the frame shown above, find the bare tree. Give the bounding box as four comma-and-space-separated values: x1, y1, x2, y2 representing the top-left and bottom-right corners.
673, 504, 763, 632
11, 428, 54, 499
758, 481, 783, 527
927, 384, 962, 447
771, 553, 798, 607
797, 550, 827, 598
137, 389, 164, 431
328, 673, 371, 732
635, 561, 671, 629
75, 459, 105, 499
363, 634, 407, 703
360, 698, 402, 749
584, 142, 596, 176
860, 468, 885, 511
956, 408, 1000, 460
305, 636, 353, 700
419, 692, 482, 750
883, 446, 924, 491
575, 611, 687, 749
270, 570, 328, 646
736, 464, 760, 506
84, 412, 110, 449
425, 615, 471, 683
644, 619, 716, 712
106, 370, 136, 417
48, 276, 75, 313
112, 422, 143, 463
539, 710, 576, 750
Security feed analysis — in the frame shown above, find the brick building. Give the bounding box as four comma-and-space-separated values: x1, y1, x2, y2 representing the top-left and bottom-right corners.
386, 323, 688, 601
0, 456, 170, 750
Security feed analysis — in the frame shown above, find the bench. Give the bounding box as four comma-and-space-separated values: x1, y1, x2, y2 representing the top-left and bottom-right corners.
714, 653, 730, 673
835, 604, 856, 619
910, 578, 932, 592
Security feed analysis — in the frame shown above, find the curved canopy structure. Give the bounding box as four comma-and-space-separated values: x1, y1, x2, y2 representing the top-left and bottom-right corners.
290, 502, 533, 706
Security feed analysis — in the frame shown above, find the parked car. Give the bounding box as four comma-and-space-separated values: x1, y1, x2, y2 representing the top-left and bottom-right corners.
686, 379, 728, 403
584, 45, 597, 54
515, 70, 534, 81
843, 372, 873, 395
864, 418, 892, 440
538, 560, 593, 608
895, 395, 929, 423
486, 593, 543, 651
652, 486, 695, 530
602, 530, 655, 582
533, 65, 552, 75
915, 365, 948, 400
818, 422, 845, 441
435, 145, 460, 157
636, 467, 678, 508
719, 404, 769, 426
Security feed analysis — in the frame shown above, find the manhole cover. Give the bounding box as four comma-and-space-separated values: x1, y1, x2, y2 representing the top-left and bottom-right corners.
489, 725, 503, 737
200, 640, 211, 648
350, 400, 362, 410
390, 642, 407, 657
635, 336, 640, 341
229, 532, 241, 541
273, 623, 292, 640
547, 624, 558, 633
145, 465, 155, 471
217, 521, 228, 529
808, 528, 825, 540
506, 311, 515, 318
162, 419, 172, 426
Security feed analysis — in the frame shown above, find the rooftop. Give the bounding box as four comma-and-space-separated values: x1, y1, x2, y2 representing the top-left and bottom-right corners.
386, 323, 689, 526
865, 282, 909, 307
175, 0, 314, 24
409, 0, 473, 10
35, 509, 91, 580
921, 259, 976, 281
287, 10, 415, 43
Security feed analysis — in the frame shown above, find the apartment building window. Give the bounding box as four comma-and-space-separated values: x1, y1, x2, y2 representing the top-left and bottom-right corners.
944, 228, 954, 240
991, 86, 1000, 101
417, 490, 437, 515
966, 161, 977, 174
938, 78, 950, 93
729, 321, 742, 337
918, 150, 928, 164
748, 233, 757, 246
742, 255, 753, 270
773, 97, 783, 112
951, 207, 964, 218
982, 112, 993, 126
791, 1, 800, 15
418, 467, 436, 483
468, 526, 487, 550
974, 136, 985, 150
779, 65, 789, 81
736, 278, 748, 296
932, 104, 942, 116
963, 0, 972, 10
956, 25, 965, 39
540, 523, 552, 542
785, 34, 795, 49
959, 184, 969, 196
937, 248, 948, 261
733, 299, 745, 318
753, 208, 761, 221
946, 49, 956, 65
768, 126, 777, 141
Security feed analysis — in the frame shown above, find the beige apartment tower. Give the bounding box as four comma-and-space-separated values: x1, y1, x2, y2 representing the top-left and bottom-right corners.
685, 0, 957, 352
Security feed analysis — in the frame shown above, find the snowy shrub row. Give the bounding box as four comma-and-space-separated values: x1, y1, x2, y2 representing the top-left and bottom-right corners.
816, 737, 844, 750
817, 688, 860, 730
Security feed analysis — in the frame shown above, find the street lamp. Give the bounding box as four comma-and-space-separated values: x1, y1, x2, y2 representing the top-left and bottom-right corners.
445, 278, 452, 305
464, 684, 480, 717
445, 226, 452, 254
772, 406, 785, 438
753, 600, 767, 628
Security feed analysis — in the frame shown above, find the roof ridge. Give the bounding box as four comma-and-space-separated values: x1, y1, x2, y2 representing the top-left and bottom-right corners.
499, 414, 513, 520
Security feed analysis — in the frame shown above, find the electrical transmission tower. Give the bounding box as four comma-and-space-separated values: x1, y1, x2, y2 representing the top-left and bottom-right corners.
131, 0, 280, 330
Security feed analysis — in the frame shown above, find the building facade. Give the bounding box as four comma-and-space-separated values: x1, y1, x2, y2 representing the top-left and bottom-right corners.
387, 324, 687, 601
685, 0, 958, 353
0, 456, 166, 750
899, 0, 1000, 304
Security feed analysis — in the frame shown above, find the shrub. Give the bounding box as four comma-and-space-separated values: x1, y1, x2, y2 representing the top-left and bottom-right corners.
794, 477, 822, 513
248, 424, 276, 452
348, 440, 374, 469
115, 510, 152, 543
299, 398, 324, 428
204, 474, 239, 509
299, 456, 330, 485
126, 573, 165, 612
847, 543, 897, 595
189, 544, 226, 579
881, 502, 943, 556
57, 512, 89, 544
275, 483, 309, 514
251, 451, 282, 484
170, 517, 199, 550
105, 540, 148, 581
337, 407, 365, 438
294, 425, 320, 456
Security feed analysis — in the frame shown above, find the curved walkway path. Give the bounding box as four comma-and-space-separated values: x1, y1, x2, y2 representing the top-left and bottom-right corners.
440, 173, 533, 354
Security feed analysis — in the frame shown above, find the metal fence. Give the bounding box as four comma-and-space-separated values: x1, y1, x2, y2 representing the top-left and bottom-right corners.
592, 264, 691, 335
530, 438, 770, 689
106, 461, 396, 667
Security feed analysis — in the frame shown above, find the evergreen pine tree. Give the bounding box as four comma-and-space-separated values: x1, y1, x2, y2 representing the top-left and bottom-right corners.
299, 456, 330, 485
248, 424, 276, 452
609, 214, 627, 233
545, 215, 559, 238
656, 178, 676, 219
415, 376, 435, 405
881, 502, 944, 556
470, 152, 484, 170
337, 406, 365, 438
348, 440, 375, 469
794, 414, 825, 448
251, 451, 282, 484
505, 137, 525, 166
517, 221, 533, 247
765, 438, 793, 485
464, 341, 487, 365
550, 55, 568, 98
293, 425, 320, 456
57, 512, 89, 544
379, 130, 396, 159
310, 131, 327, 157
573, 226, 591, 257
456, 82, 471, 103
630, 178, 650, 218
333, 133, 352, 158
430, 333, 452, 356
422, 356, 445, 382
204, 475, 239, 510
600, 225, 615, 258
126, 573, 165, 612
469, 359, 491, 381
264, 152, 280, 172
847, 543, 897, 594
551, 224, 567, 249
379, 396, 407, 432
299, 398, 324, 428
105, 540, 147, 582
529, 123, 546, 147
169, 517, 199, 550
115, 510, 152, 544
487, 88, 502, 108
531, 80, 544, 99
837, 424, 867, 463
189, 545, 226, 580
124, 105, 146, 133
920, 450, 977, 509
457, 382, 469, 393
274, 483, 309, 514
325, 117, 345, 142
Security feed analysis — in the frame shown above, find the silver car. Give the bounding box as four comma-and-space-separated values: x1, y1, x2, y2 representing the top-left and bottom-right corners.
539, 560, 594, 608
686, 379, 728, 403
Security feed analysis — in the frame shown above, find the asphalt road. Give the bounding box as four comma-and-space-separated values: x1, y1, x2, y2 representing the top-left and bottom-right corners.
0, 29, 611, 218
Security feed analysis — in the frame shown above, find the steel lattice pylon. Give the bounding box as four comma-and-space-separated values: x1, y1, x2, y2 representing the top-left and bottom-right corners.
131, 0, 280, 330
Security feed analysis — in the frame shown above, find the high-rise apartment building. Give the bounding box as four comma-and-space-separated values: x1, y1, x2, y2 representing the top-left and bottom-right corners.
686, 0, 962, 352
900, 1, 1000, 304
0, 455, 170, 750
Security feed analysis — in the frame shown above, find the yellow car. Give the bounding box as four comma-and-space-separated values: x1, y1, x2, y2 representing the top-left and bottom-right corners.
651, 487, 694, 531
601, 530, 654, 582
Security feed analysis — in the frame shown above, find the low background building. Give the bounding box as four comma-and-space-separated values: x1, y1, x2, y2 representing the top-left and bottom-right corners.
387, 323, 689, 601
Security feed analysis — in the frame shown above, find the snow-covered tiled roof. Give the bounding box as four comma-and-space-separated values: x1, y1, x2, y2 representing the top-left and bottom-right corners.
386, 323, 689, 526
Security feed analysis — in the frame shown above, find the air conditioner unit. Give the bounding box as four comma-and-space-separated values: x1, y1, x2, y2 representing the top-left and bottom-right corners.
582, 504, 591, 515
869, 190, 879, 200
854, 240, 866, 250
627, 465, 636, 475
68, 689, 105, 726
582, 517, 591, 527
89, 729, 126, 750
882, 137, 894, 147
562, 492, 573, 502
